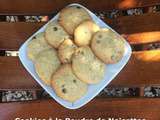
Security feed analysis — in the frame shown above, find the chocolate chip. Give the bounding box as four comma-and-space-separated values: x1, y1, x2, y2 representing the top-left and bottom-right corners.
84, 31, 88, 34
89, 67, 92, 71
33, 36, 36, 39
96, 40, 100, 44
62, 88, 67, 94
100, 64, 103, 68
98, 34, 102, 39
62, 85, 65, 88
80, 51, 84, 55
111, 55, 115, 60
93, 55, 97, 59
73, 79, 76, 83
53, 27, 58, 31
76, 6, 81, 9
77, 50, 84, 55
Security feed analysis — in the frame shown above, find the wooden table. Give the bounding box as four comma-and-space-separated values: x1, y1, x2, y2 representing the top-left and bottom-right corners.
0, 0, 160, 120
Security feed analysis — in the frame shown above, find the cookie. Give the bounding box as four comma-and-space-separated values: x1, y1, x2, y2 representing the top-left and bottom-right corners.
91, 29, 125, 64
35, 48, 61, 85
72, 46, 106, 84
45, 22, 69, 48
59, 6, 92, 35
51, 64, 87, 102
27, 32, 52, 61
74, 20, 100, 46
58, 39, 77, 63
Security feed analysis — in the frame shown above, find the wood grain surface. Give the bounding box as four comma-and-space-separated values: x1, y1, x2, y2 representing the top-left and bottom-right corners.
107, 12, 160, 44
0, 0, 160, 15
1, 12, 160, 50
0, 98, 160, 120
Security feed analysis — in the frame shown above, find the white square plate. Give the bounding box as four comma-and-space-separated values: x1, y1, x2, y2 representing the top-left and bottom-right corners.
19, 3, 132, 109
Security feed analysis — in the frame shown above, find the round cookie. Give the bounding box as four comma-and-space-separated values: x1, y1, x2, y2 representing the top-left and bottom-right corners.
72, 46, 106, 84
58, 39, 77, 63
58, 6, 92, 35
45, 22, 69, 48
91, 29, 125, 64
27, 32, 52, 61
51, 64, 87, 102
35, 48, 61, 86
74, 20, 100, 46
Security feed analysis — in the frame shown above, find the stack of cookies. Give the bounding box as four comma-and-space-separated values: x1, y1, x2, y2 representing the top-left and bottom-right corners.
27, 6, 125, 102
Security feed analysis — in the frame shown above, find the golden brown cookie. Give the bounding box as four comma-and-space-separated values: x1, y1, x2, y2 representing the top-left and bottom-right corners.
91, 29, 125, 64
74, 20, 100, 46
51, 64, 88, 102
35, 48, 61, 85
27, 32, 52, 61
58, 6, 92, 35
72, 46, 106, 84
58, 39, 77, 63
45, 22, 69, 48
